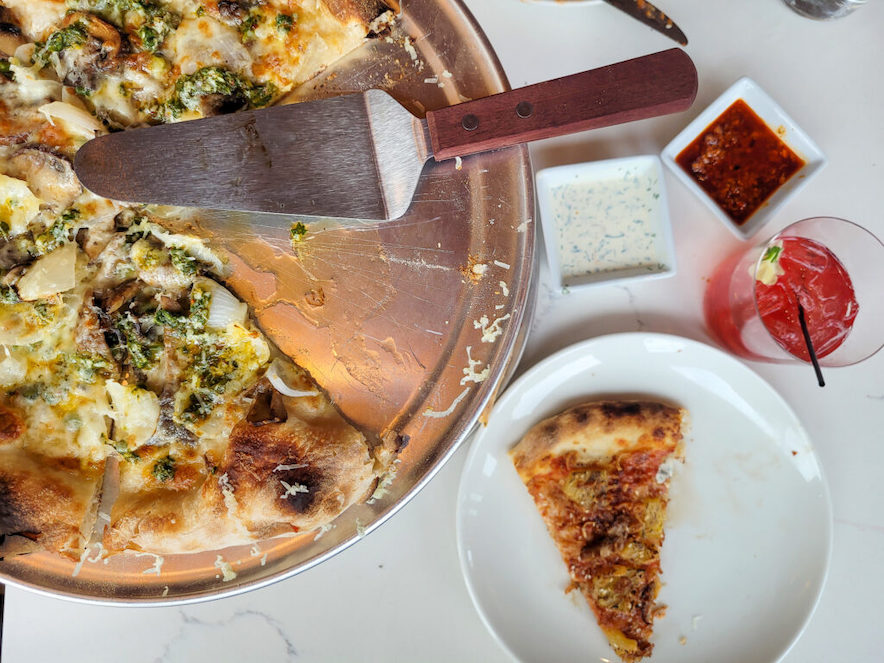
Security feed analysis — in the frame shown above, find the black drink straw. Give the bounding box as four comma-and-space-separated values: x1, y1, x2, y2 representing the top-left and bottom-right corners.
796, 299, 825, 387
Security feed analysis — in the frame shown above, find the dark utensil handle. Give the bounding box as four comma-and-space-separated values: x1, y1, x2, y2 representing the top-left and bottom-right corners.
426, 48, 697, 161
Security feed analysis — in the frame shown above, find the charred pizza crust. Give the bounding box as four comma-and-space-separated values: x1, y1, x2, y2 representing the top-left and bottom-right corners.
512, 400, 685, 481
103, 383, 378, 553
0, 447, 104, 560
219, 385, 377, 538
511, 401, 685, 663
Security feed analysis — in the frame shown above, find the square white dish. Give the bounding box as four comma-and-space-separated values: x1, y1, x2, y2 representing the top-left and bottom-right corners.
661, 77, 827, 239
535, 155, 676, 290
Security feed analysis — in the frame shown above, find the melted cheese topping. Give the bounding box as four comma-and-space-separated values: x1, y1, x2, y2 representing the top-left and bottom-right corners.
0, 173, 41, 236
168, 16, 252, 77
2, 1, 69, 41
3, 0, 377, 128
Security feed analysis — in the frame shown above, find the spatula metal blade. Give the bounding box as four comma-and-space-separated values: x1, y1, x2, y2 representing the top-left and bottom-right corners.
74, 89, 431, 221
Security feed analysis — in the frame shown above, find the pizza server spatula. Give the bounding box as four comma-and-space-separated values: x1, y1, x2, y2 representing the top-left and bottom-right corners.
73, 48, 697, 221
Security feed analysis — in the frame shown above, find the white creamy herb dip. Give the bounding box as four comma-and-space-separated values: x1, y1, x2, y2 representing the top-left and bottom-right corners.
549, 162, 668, 285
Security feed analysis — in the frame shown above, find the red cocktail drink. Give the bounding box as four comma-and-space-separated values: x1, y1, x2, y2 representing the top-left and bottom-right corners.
755, 237, 857, 361
704, 217, 884, 366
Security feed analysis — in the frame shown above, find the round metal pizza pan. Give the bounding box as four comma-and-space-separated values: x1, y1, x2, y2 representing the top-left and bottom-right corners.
0, 0, 536, 603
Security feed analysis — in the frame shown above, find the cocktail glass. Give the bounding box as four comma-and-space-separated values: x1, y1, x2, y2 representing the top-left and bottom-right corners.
704, 217, 884, 366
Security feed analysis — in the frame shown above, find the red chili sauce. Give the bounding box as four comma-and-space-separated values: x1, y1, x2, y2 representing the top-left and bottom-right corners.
676, 99, 805, 225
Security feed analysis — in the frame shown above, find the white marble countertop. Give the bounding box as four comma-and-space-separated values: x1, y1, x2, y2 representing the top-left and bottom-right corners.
3, 1, 883, 661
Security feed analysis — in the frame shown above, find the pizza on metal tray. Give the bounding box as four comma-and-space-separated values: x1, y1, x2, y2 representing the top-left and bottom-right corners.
0, 0, 400, 561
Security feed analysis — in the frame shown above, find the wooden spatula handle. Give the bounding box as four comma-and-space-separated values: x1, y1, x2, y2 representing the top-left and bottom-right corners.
426, 48, 697, 161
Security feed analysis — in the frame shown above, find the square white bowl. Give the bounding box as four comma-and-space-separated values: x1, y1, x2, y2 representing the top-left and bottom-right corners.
535, 155, 676, 291
661, 77, 827, 240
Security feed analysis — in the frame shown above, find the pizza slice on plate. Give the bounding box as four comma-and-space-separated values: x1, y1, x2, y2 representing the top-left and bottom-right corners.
510, 400, 686, 662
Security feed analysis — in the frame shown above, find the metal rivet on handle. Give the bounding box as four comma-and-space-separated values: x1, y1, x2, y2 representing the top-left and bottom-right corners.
461, 114, 479, 131
516, 101, 534, 118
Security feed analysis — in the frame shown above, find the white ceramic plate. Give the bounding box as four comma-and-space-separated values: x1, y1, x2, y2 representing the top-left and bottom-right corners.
456, 333, 832, 663
661, 77, 827, 240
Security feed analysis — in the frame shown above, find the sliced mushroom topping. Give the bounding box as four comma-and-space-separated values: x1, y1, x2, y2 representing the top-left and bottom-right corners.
74, 293, 118, 368
0, 17, 25, 58
60, 12, 122, 63
113, 208, 140, 231
129, 237, 195, 291
90, 234, 135, 290
245, 380, 289, 427
75, 211, 115, 260
0, 265, 25, 288
8, 146, 81, 209
0, 241, 32, 273
147, 388, 197, 447
43, 12, 123, 92
215, 1, 250, 25
100, 279, 141, 314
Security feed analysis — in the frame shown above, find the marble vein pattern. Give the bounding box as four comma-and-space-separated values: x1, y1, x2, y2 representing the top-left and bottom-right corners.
153, 609, 298, 662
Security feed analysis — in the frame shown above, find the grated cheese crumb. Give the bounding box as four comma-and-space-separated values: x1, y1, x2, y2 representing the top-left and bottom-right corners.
279, 480, 309, 499
214, 555, 237, 582
135, 551, 164, 576
402, 36, 419, 63
72, 543, 107, 578
249, 544, 269, 566
423, 386, 470, 419
460, 345, 490, 385
218, 473, 238, 516
473, 313, 511, 344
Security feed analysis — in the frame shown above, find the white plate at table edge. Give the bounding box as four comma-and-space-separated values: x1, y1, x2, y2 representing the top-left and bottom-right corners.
456, 332, 833, 663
